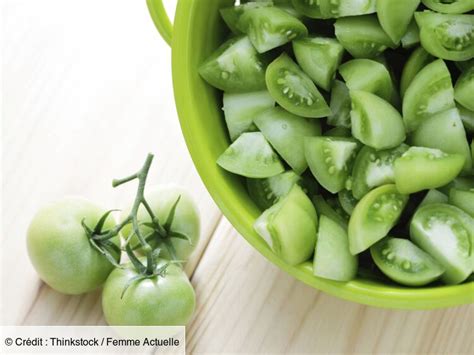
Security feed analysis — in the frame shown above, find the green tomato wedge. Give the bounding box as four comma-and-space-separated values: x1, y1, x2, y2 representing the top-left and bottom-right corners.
223, 91, 275, 141
334, 15, 397, 59
420, 189, 449, 207
370, 237, 445, 286
350, 90, 406, 150
265, 53, 331, 118
422, 0, 474, 14
320, 0, 376, 18
217, 132, 284, 178
400, 47, 434, 98
327, 80, 351, 128
338, 189, 358, 215
293, 37, 344, 91
199, 36, 268, 92
349, 184, 409, 255
401, 20, 421, 48
237, 7, 308, 53
449, 188, 474, 217
376, 0, 420, 44
313, 195, 349, 228
458, 104, 474, 133
394, 147, 465, 194
410, 203, 474, 284
254, 185, 318, 265
411, 108, 472, 173
402, 59, 455, 132
439, 176, 474, 195
220, 2, 273, 34
255, 107, 322, 174
352, 144, 409, 200
415, 11, 474, 62
313, 215, 358, 281
305, 136, 359, 193
247, 171, 302, 210
339, 59, 395, 103
291, 0, 327, 19
454, 64, 474, 111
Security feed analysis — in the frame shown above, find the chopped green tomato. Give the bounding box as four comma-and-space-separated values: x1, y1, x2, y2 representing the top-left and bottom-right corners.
305, 136, 359, 193
313, 195, 349, 227
220, 2, 273, 34
291, 0, 327, 19
327, 80, 351, 128
313, 216, 358, 281
376, 0, 420, 44
325, 126, 351, 137
410, 203, 474, 284
350, 91, 406, 150
352, 144, 409, 200
370, 237, 445, 286
420, 189, 449, 207
320, 0, 376, 18
237, 7, 308, 53
254, 185, 318, 265
422, 0, 474, 14
199, 36, 268, 92
223, 91, 275, 141
293, 37, 344, 91
334, 15, 397, 58
401, 20, 421, 48
458, 104, 474, 133
394, 147, 465, 194
349, 185, 409, 255
411, 108, 472, 173
402, 59, 455, 132
339, 59, 395, 103
255, 107, 322, 174
265, 54, 331, 118
247, 171, 302, 210
217, 132, 284, 178
439, 177, 474, 195
338, 189, 358, 215
415, 12, 474, 62
449, 188, 474, 217
400, 47, 435, 98
454, 65, 474, 111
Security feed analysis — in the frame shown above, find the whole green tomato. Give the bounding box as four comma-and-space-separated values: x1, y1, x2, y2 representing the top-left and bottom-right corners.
27, 197, 120, 295
102, 259, 196, 326
121, 185, 200, 261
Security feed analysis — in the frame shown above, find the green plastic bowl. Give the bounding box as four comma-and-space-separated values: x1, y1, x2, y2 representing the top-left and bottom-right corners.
147, 0, 474, 309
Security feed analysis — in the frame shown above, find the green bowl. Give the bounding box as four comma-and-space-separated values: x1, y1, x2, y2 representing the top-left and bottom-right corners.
147, 0, 474, 309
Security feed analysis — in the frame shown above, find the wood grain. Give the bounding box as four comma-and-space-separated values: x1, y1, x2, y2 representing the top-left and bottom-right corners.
2, 1, 473, 354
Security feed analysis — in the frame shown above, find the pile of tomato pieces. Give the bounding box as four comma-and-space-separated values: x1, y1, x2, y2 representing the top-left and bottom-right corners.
200, 0, 474, 287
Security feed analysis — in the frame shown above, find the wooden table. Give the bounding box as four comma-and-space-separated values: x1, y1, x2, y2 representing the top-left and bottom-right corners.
3, 1, 473, 353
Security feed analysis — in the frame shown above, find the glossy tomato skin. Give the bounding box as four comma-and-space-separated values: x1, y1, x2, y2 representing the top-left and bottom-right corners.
121, 185, 200, 262
102, 260, 195, 326
27, 197, 119, 295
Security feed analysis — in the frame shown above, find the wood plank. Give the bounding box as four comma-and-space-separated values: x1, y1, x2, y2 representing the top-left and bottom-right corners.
2, 0, 221, 326
188, 218, 474, 354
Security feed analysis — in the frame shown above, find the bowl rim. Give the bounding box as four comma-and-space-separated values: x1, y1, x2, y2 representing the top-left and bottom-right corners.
170, 0, 474, 310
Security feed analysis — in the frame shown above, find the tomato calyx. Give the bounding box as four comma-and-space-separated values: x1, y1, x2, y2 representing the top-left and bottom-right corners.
81, 153, 191, 282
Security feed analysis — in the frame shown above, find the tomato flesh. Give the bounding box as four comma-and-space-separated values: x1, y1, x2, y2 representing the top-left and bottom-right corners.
449, 188, 474, 217
349, 185, 409, 255
422, 0, 474, 14
371, 237, 445, 286
400, 47, 434, 98
410, 203, 473, 284
217, 132, 285, 178
327, 80, 351, 128
454, 64, 474, 111
305, 136, 359, 193
313, 216, 358, 281
266, 53, 331, 118
394, 147, 465, 194
255, 107, 322, 174
254, 185, 318, 265
199, 36, 268, 92
376, 0, 420, 44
